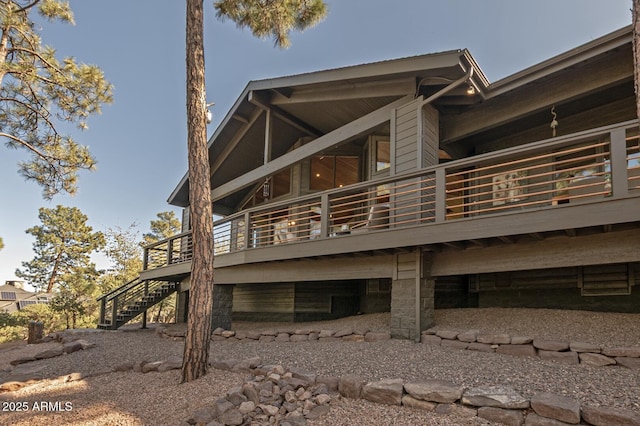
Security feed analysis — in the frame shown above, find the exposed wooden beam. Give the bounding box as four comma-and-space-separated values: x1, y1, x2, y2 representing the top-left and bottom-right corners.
529, 233, 545, 241
468, 239, 488, 247
442, 241, 465, 250
270, 77, 416, 105
232, 114, 249, 124
210, 108, 263, 176
212, 95, 413, 202
249, 91, 322, 137
565, 229, 577, 237
497, 236, 515, 244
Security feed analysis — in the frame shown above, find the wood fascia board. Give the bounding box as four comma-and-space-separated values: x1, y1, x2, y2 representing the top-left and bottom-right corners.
442, 49, 633, 143
269, 77, 416, 105
214, 255, 394, 284
211, 95, 413, 202
248, 51, 464, 91
487, 25, 631, 98
432, 227, 640, 276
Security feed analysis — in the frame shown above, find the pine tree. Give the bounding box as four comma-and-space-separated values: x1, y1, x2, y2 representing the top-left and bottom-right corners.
142, 211, 182, 246
181, 0, 327, 383
0, 0, 113, 199
16, 205, 105, 293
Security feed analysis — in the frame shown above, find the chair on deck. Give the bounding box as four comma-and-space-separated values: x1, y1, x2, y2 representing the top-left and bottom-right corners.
350, 203, 390, 233
273, 220, 295, 244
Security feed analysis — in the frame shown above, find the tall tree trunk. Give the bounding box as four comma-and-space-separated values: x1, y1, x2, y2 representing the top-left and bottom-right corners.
181, 0, 215, 383
634, 0, 640, 120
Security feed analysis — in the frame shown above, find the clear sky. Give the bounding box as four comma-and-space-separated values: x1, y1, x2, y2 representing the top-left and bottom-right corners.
0, 0, 632, 285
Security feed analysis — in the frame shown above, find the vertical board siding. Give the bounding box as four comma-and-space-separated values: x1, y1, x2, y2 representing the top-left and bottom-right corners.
294, 281, 360, 313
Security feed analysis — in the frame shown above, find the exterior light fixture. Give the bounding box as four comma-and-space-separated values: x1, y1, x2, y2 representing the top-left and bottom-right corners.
206, 102, 215, 124
262, 179, 270, 198
466, 85, 476, 95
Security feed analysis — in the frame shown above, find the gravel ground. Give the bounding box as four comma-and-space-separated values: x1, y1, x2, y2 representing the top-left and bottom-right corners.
0, 308, 638, 425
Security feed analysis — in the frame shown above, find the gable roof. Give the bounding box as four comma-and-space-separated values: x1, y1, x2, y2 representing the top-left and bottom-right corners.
168, 25, 632, 210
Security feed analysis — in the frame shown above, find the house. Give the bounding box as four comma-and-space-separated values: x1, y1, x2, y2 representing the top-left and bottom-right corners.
99, 25, 640, 339
0, 281, 51, 313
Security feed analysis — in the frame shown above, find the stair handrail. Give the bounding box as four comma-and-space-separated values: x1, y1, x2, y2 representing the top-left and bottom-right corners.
96, 277, 143, 303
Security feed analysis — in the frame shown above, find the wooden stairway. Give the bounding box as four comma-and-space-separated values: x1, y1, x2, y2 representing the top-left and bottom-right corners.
97, 278, 179, 330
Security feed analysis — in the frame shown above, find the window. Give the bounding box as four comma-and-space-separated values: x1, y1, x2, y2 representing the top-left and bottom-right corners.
1, 291, 16, 300
376, 140, 390, 171
310, 156, 359, 190
250, 168, 291, 206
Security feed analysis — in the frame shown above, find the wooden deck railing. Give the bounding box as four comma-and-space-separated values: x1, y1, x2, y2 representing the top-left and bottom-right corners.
143, 120, 640, 271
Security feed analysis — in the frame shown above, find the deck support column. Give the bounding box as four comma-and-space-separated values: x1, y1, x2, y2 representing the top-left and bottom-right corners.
391, 249, 434, 341
211, 284, 233, 330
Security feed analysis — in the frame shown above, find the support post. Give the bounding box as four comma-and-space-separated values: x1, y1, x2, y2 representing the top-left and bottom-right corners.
609, 127, 629, 199
211, 284, 233, 330
111, 296, 119, 330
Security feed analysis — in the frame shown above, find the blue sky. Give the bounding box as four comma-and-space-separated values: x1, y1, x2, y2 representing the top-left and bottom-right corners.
0, 0, 632, 285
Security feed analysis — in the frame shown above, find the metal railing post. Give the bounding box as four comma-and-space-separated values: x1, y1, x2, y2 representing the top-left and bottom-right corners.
609, 128, 628, 199
435, 168, 447, 223
111, 296, 118, 330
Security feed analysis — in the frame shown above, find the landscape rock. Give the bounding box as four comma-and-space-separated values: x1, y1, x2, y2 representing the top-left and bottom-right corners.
462, 385, 529, 409
533, 339, 569, 352
478, 406, 524, 426
401, 395, 437, 411
334, 328, 353, 338
210, 359, 238, 371
342, 334, 364, 342
259, 335, 275, 343
538, 350, 579, 365
10, 356, 36, 366
362, 378, 404, 405
290, 334, 308, 342
578, 353, 616, 367
457, 330, 479, 342
510, 336, 534, 345
581, 405, 640, 426
34, 346, 63, 360
275, 333, 290, 342
615, 356, 640, 370
318, 330, 335, 338
190, 406, 217, 424
0, 381, 31, 393
404, 379, 464, 403
304, 405, 330, 420
316, 376, 339, 392
289, 367, 316, 384
467, 342, 494, 352
308, 332, 319, 341
364, 332, 391, 342
530, 392, 580, 424
246, 330, 261, 340
435, 330, 459, 340
496, 344, 537, 358
338, 374, 365, 399
220, 330, 235, 338
477, 334, 511, 344
218, 408, 243, 425
569, 341, 601, 353
441, 339, 469, 350
141, 361, 163, 373
63, 340, 84, 354
525, 412, 573, 425
601, 347, 640, 358
76, 339, 96, 350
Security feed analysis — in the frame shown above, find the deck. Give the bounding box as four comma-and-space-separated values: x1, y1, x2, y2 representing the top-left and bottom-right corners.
141, 120, 640, 282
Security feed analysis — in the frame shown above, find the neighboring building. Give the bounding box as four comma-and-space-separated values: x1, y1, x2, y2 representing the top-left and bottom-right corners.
0, 281, 51, 313
100, 26, 640, 338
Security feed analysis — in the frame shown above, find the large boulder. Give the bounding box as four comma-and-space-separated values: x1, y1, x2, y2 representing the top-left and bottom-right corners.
478, 407, 524, 426
581, 405, 640, 426
530, 392, 580, 424
338, 374, 365, 399
404, 379, 464, 404
462, 385, 529, 409
361, 379, 404, 405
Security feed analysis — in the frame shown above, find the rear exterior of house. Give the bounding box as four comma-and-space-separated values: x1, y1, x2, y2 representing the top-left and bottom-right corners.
103, 26, 640, 339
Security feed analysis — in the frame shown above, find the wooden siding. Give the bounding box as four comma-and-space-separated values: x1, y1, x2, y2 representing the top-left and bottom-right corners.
421, 104, 439, 168
394, 99, 420, 174
233, 283, 294, 313
294, 281, 360, 313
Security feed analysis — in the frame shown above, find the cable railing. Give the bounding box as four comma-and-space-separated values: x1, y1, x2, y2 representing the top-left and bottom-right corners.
143, 120, 640, 271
